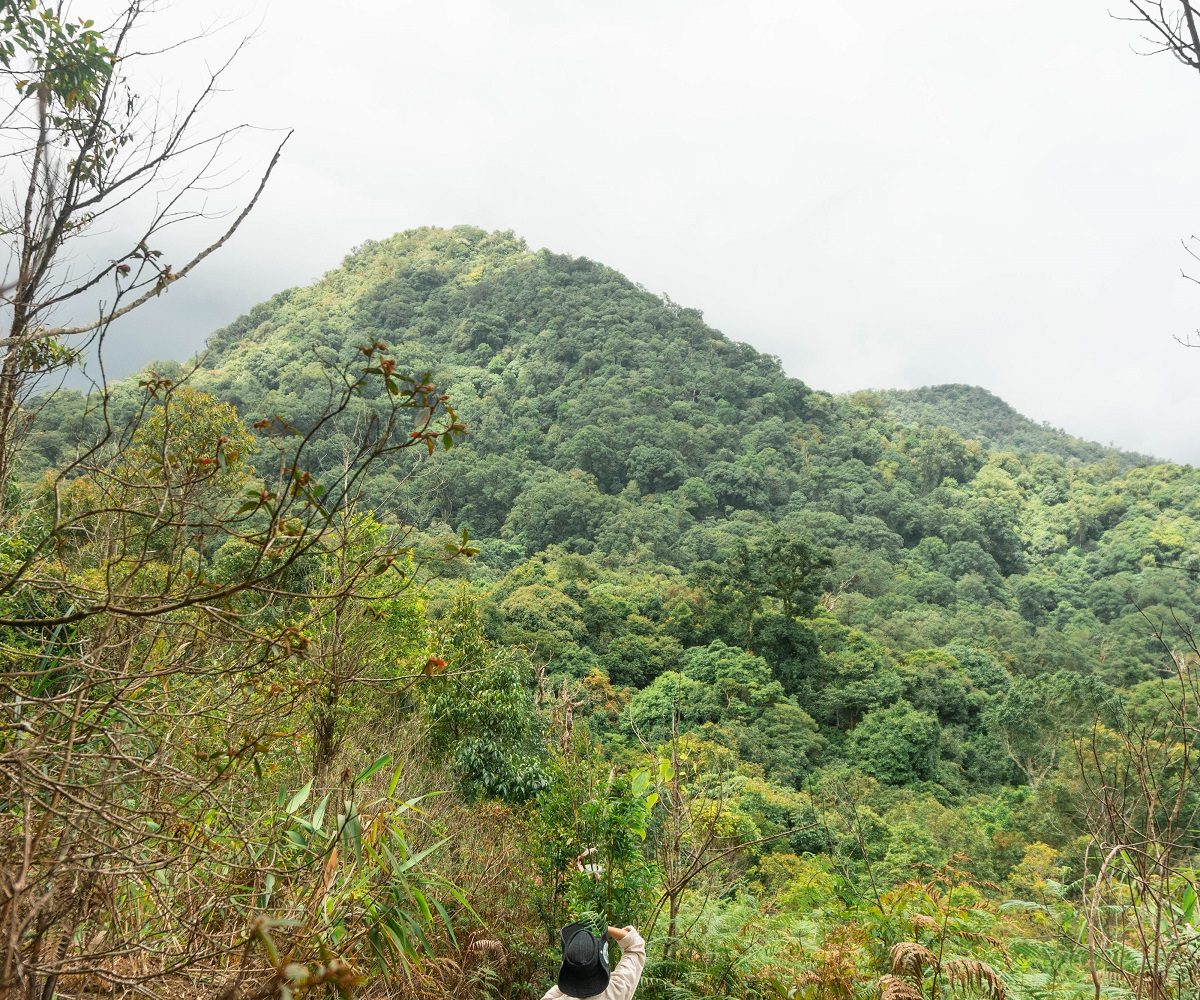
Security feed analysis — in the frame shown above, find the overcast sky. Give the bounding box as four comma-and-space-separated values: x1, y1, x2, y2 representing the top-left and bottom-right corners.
85, 1, 1200, 463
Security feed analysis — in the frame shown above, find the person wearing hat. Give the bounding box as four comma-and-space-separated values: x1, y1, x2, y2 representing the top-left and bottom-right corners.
540, 922, 646, 1000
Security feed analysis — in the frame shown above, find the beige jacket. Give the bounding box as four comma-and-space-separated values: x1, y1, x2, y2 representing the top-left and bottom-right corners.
540, 926, 647, 1000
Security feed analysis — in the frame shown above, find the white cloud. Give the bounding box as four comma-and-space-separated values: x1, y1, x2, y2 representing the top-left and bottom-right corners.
87, 0, 1200, 463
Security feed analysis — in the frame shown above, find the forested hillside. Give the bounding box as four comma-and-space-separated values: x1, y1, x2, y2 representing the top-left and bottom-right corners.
877, 384, 1155, 467
12, 226, 1200, 999
32, 225, 1194, 691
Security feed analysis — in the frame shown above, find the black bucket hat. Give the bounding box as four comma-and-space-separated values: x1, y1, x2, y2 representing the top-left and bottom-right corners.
557, 921, 610, 998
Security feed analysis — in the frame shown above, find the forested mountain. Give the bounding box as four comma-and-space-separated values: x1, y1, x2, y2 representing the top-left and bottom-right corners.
139, 227, 1197, 680
877, 383, 1156, 467
15, 225, 1200, 998
25, 222, 1200, 709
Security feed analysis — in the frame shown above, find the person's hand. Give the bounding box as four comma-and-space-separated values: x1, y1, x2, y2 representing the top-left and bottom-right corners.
574, 848, 603, 879
607, 925, 629, 941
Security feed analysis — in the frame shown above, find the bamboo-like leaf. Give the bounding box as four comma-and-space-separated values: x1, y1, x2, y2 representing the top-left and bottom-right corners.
356, 752, 392, 785
311, 793, 328, 831
392, 835, 450, 875
411, 886, 434, 926
286, 780, 312, 814
431, 897, 457, 945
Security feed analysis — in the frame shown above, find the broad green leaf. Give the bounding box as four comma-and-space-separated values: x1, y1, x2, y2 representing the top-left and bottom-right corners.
286, 780, 312, 814
311, 793, 328, 831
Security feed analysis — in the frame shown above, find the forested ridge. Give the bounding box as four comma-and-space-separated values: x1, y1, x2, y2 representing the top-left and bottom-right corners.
12, 225, 1200, 999
876, 385, 1156, 469
26, 226, 1195, 690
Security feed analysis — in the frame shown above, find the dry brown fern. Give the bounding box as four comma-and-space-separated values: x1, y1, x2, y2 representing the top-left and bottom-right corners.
910, 914, 941, 935
880, 974, 925, 1000
943, 957, 1006, 1000
890, 941, 936, 978
1103, 969, 1169, 996
791, 925, 871, 999
466, 937, 505, 960
947, 925, 1006, 952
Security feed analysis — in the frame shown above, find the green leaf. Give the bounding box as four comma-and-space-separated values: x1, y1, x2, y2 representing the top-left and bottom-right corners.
1183, 884, 1198, 925
356, 753, 392, 785
286, 780, 312, 814
630, 769, 650, 797
377, 920, 409, 961
392, 835, 449, 875
411, 886, 434, 927
311, 793, 329, 831
431, 897, 457, 945
345, 811, 362, 857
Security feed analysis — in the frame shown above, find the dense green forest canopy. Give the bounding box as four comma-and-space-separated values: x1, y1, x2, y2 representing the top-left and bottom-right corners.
877, 384, 1155, 468
24, 225, 1197, 695
14, 225, 1200, 999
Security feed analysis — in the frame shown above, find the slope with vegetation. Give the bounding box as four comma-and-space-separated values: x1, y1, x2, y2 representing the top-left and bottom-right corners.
10, 225, 1200, 1000
876, 384, 1156, 468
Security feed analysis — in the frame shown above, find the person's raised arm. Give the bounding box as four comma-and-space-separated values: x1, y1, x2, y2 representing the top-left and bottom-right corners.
605, 925, 647, 999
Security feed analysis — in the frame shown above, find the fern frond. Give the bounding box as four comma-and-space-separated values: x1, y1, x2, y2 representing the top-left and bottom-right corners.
880, 974, 925, 1000
911, 914, 941, 935
890, 941, 936, 978
943, 957, 1006, 1000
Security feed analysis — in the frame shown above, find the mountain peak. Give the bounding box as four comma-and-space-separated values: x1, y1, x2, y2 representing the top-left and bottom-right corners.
872, 383, 1154, 467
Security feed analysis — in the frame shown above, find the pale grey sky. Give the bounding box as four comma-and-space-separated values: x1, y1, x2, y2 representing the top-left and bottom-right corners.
87, 1, 1200, 462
